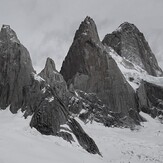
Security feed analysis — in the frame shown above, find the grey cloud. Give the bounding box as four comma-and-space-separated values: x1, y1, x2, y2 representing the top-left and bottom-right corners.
0, 0, 163, 72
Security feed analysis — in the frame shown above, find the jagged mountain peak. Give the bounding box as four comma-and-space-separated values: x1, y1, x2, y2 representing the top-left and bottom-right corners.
116, 22, 139, 33
73, 16, 100, 42
102, 22, 163, 77
40, 57, 58, 82
1, 24, 11, 30
44, 57, 56, 72
60, 17, 139, 115
60, 16, 103, 83
84, 16, 95, 25
0, 24, 34, 112
0, 24, 20, 44
39, 57, 68, 101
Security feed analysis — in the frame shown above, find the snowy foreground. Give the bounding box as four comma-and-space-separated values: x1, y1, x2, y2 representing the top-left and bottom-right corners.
0, 109, 163, 163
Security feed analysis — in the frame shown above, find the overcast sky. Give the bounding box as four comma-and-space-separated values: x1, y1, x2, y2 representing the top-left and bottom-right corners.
0, 0, 163, 72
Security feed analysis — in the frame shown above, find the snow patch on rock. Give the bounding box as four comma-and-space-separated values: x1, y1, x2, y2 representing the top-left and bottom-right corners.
106, 46, 163, 90
33, 73, 45, 82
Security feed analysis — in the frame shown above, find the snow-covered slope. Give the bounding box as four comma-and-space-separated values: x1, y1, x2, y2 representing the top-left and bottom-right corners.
0, 108, 103, 163
78, 112, 163, 163
0, 108, 163, 163
106, 46, 163, 90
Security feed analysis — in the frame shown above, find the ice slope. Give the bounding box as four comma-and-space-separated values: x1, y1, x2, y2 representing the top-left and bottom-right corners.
0, 108, 163, 163
106, 47, 163, 90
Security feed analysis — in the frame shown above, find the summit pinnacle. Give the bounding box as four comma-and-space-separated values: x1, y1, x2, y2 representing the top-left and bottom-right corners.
73, 16, 100, 42
102, 22, 163, 76
0, 24, 20, 44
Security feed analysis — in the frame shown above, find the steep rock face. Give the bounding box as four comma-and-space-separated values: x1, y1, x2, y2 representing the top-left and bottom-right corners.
61, 17, 138, 114
60, 16, 100, 83
102, 22, 163, 76
39, 57, 68, 101
137, 81, 163, 118
0, 25, 34, 113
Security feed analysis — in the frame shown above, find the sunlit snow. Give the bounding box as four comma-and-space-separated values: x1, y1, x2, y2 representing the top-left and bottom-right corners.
0, 108, 163, 163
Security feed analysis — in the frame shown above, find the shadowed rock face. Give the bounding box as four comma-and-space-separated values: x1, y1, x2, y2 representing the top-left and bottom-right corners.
0, 25, 34, 113
68, 90, 146, 129
61, 17, 138, 114
60, 16, 100, 83
39, 57, 68, 101
68, 118, 101, 155
137, 81, 163, 118
102, 22, 163, 77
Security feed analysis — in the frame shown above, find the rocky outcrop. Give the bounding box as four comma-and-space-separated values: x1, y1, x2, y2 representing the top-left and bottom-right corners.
28, 75, 68, 135
39, 57, 68, 101
69, 90, 145, 129
61, 17, 139, 115
68, 118, 101, 155
22, 73, 101, 155
137, 81, 163, 118
0, 25, 34, 113
102, 22, 163, 77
